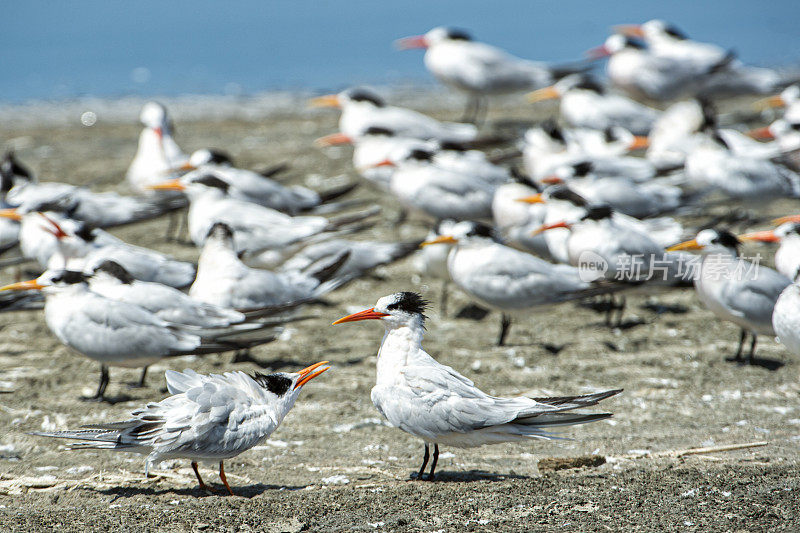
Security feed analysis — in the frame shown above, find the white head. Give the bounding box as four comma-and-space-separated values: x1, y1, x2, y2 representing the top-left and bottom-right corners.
333, 291, 430, 331
0, 268, 89, 296
667, 228, 741, 256
139, 102, 170, 131
395, 27, 472, 50
189, 149, 234, 168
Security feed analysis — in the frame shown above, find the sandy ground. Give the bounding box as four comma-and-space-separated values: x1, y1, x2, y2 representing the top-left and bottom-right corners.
0, 100, 799, 532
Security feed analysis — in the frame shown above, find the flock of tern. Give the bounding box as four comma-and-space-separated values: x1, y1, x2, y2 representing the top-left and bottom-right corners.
3, 20, 800, 494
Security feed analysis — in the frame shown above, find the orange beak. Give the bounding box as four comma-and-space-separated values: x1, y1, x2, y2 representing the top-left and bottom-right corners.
586, 45, 611, 60
666, 238, 703, 251
294, 361, 330, 389
153, 127, 163, 140
516, 193, 546, 204
332, 307, 390, 325
420, 235, 458, 247
526, 86, 561, 103
371, 159, 396, 168
753, 95, 786, 111
747, 126, 775, 141
38, 213, 69, 239
738, 230, 780, 243
0, 279, 45, 291
540, 176, 564, 185
772, 214, 800, 226
628, 136, 650, 151
0, 208, 22, 221
315, 132, 353, 147
145, 178, 186, 191
394, 35, 428, 50
613, 24, 645, 38
532, 221, 571, 235
310, 94, 341, 108
165, 162, 196, 174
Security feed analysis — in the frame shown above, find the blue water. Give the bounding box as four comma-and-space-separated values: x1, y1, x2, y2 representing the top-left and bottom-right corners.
4, 0, 800, 103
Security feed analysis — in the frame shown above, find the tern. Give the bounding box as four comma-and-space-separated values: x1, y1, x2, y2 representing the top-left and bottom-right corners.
396, 27, 585, 123
127, 102, 187, 194
148, 174, 375, 257
0, 270, 282, 400
1, 151, 182, 229
32, 213, 197, 289
421, 221, 601, 345
527, 74, 659, 135
175, 149, 357, 215
616, 20, 782, 98
379, 147, 497, 221
333, 292, 621, 480
739, 220, 800, 281
189, 223, 349, 310
311, 87, 478, 143
667, 229, 791, 364
30, 363, 330, 495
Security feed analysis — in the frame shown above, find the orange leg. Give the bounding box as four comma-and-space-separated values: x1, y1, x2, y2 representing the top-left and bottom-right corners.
219, 461, 234, 496
191, 461, 216, 493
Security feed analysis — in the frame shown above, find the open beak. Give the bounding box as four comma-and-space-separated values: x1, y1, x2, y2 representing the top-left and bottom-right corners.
145, 178, 186, 191
0, 279, 45, 291
738, 230, 780, 243
394, 35, 428, 50
613, 24, 645, 38
526, 86, 561, 103
540, 176, 564, 185
332, 307, 390, 325
747, 126, 775, 140
38, 213, 68, 239
628, 136, 650, 151
294, 361, 330, 389
666, 238, 703, 251
315, 132, 353, 147
532, 221, 572, 236
753, 95, 786, 111
310, 94, 341, 108
0, 208, 22, 222
772, 214, 800, 226
420, 235, 458, 247
516, 193, 546, 204
586, 45, 611, 60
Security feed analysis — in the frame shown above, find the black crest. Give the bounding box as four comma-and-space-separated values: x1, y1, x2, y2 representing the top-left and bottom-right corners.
663, 24, 688, 40
347, 89, 385, 107
445, 28, 472, 41
204, 149, 234, 166
207, 222, 234, 241
623, 37, 646, 50
548, 185, 588, 207
408, 149, 434, 162
698, 97, 718, 131
363, 126, 394, 136
572, 161, 594, 177
251, 372, 292, 396
93, 260, 135, 284
582, 204, 614, 221
1, 151, 34, 183
74, 223, 97, 243
438, 141, 469, 152
386, 291, 429, 317
51, 270, 89, 285
193, 174, 230, 193
541, 119, 566, 144
466, 221, 495, 239
574, 76, 605, 94
714, 230, 741, 248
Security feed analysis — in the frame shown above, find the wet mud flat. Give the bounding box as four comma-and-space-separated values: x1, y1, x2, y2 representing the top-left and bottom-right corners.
0, 99, 798, 531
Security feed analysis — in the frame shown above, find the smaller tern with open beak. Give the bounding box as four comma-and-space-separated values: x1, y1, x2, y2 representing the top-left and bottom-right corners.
333, 292, 620, 480
30, 363, 330, 495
